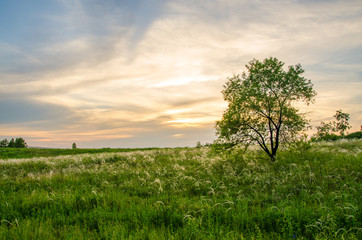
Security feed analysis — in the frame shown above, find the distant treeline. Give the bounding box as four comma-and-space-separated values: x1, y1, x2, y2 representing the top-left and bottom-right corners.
312, 131, 362, 142
0, 138, 28, 148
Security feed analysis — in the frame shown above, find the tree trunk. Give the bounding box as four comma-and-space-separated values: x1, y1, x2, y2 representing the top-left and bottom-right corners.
269, 153, 276, 162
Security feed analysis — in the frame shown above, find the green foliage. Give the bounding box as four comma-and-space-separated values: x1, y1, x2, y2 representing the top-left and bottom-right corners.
333, 110, 351, 136
0, 139, 8, 147
0, 138, 27, 148
210, 141, 237, 154
15, 138, 28, 148
7, 138, 15, 148
315, 121, 334, 139
72, 142, 77, 149
312, 131, 362, 142
0, 147, 158, 159
0, 141, 361, 239
287, 135, 312, 155
346, 131, 362, 139
315, 110, 352, 141
216, 57, 316, 161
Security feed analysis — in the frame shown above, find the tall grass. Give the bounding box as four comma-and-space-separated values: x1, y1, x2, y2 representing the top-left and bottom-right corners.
0, 140, 361, 239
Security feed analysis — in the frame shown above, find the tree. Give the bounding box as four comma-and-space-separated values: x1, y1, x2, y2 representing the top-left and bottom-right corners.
216, 57, 316, 161
8, 138, 15, 148
315, 121, 335, 140
315, 110, 351, 140
1, 138, 27, 148
72, 143, 77, 149
333, 110, 351, 136
0, 139, 9, 147
15, 138, 28, 148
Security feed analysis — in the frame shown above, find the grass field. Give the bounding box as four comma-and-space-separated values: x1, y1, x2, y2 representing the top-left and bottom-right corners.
0, 140, 361, 239
0, 147, 158, 160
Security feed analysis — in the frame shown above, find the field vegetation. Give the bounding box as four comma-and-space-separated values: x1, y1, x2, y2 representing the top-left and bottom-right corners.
0, 139, 361, 239
0, 147, 157, 160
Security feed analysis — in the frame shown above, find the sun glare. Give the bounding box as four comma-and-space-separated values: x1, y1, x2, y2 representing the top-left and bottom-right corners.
165, 117, 218, 128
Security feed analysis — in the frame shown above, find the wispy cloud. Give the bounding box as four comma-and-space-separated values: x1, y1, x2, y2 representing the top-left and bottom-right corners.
0, 0, 361, 147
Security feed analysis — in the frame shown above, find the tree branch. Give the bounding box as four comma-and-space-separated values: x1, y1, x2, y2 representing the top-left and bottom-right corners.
240, 123, 271, 156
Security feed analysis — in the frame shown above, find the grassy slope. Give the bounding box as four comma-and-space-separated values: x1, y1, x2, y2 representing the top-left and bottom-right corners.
0, 140, 361, 239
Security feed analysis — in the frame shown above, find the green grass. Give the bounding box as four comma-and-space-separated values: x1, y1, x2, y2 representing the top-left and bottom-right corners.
0, 140, 361, 239
0, 147, 158, 160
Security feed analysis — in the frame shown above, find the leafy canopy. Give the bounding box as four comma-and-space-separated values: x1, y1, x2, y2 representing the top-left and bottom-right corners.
315, 110, 352, 140
216, 57, 316, 161
0, 138, 27, 148
333, 110, 351, 136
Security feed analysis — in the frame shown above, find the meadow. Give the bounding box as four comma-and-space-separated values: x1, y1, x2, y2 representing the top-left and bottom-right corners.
0, 147, 157, 160
0, 139, 361, 239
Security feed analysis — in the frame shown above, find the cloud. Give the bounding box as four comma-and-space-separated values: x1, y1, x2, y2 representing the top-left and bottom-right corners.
0, 97, 74, 125
0, 0, 361, 147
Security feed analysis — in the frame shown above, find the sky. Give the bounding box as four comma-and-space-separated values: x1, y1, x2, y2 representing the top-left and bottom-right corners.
0, 0, 361, 148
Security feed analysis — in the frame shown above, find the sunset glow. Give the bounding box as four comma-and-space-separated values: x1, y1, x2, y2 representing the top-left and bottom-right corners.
0, 0, 361, 148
